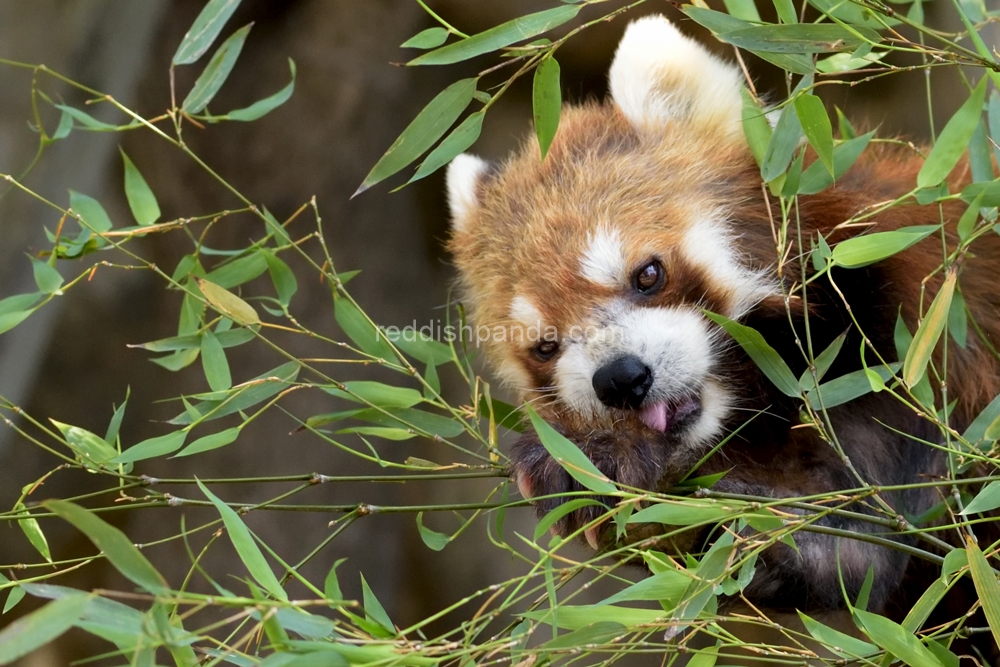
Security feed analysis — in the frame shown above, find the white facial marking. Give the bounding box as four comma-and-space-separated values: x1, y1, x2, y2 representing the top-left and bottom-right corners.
580, 227, 626, 288
509, 295, 544, 329
608, 15, 744, 138
681, 212, 779, 318
446, 153, 490, 232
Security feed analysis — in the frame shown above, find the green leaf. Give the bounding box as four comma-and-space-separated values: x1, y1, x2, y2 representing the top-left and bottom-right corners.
718, 24, 880, 53
704, 311, 800, 397
918, 77, 987, 188
384, 329, 454, 365
805, 364, 900, 410
112, 430, 187, 464
408, 6, 580, 66
967, 539, 1000, 655
0, 593, 89, 665
761, 101, 802, 182
15, 504, 51, 563
989, 90, 1000, 166
533, 499, 604, 542
201, 329, 232, 392
525, 405, 616, 494
264, 251, 297, 306
2, 588, 24, 615
772, 0, 797, 23
599, 568, 689, 605
195, 277, 259, 326
798, 611, 876, 658
809, 0, 899, 27
70, 190, 113, 232
831, 225, 939, 268
50, 420, 119, 469
409, 111, 485, 183
969, 118, 994, 183
794, 94, 834, 175
170, 361, 299, 425
816, 50, 885, 73
854, 609, 944, 667
46, 500, 168, 593
182, 24, 252, 114
105, 390, 129, 445
360, 574, 394, 632
415, 512, 451, 551
948, 288, 967, 348
52, 108, 73, 140
53, 104, 117, 131
173, 426, 241, 457
130, 327, 255, 352
723, 0, 761, 21
956, 195, 983, 243
960, 481, 1000, 515
800, 331, 845, 390
173, 0, 242, 64
336, 426, 414, 441
355, 78, 477, 195
324, 381, 424, 409
401, 27, 449, 49
533, 57, 561, 160
628, 501, 738, 526
742, 89, 772, 168
225, 58, 296, 121
0, 294, 41, 335
205, 252, 268, 289
903, 270, 956, 387
324, 559, 346, 601
334, 295, 396, 360
30, 258, 63, 295
119, 148, 161, 226
196, 479, 288, 601
521, 604, 664, 630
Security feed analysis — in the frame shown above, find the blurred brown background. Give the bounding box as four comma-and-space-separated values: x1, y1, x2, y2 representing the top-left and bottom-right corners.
0, 1, 983, 664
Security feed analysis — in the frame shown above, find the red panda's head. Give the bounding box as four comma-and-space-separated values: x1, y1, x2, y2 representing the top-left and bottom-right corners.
447, 16, 778, 451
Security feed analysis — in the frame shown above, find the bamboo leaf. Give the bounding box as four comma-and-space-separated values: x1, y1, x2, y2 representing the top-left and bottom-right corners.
918, 77, 987, 188
14, 504, 51, 563
533, 56, 561, 160
70, 190, 113, 232
173, 426, 241, 457
112, 430, 187, 464
173, 0, 242, 64
263, 251, 297, 307
966, 539, 1000, 654
761, 101, 802, 182
853, 609, 945, 667
201, 329, 232, 392
225, 58, 296, 121
903, 270, 957, 387
628, 501, 738, 526
323, 381, 424, 409
960, 481, 1000, 515
182, 24, 252, 114
0, 594, 89, 665
196, 479, 288, 601
408, 111, 485, 184
831, 225, 939, 268
119, 148, 161, 226
718, 24, 880, 54
30, 258, 63, 295
794, 93, 834, 175
798, 611, 877, 658
408, 6, 579, 66
704, 311, 800, 397
355, 78, 477, 195
401, 27, 449, 49
195, 277, 259, 326
525, 405, 616, 494
360, 574, 394, 632
46, 500, 168, 594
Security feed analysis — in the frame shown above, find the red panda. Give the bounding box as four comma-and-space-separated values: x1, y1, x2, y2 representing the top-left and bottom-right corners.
445, 13, 1000, 647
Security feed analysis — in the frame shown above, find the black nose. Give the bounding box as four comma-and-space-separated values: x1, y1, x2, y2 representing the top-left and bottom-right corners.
592, 355, 653, 410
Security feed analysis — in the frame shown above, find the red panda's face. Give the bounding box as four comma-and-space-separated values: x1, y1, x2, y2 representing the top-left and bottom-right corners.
447, 16, 776, 453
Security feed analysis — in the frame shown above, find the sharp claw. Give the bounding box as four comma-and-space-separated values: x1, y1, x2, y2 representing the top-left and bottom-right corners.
585, 526, 600, 550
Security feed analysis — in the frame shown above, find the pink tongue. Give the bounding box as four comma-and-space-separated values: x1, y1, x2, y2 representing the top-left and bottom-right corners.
639, 402, 670, 432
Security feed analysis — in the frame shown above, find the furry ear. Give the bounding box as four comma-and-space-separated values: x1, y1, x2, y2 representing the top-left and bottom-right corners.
609, 15, 744, 139
446, 153, 490, 232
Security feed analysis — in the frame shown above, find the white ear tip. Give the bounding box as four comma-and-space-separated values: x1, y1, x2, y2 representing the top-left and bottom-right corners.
446, 153, 489, 232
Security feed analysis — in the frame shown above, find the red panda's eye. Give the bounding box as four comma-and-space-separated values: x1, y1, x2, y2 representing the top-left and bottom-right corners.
533, 340, 559, 361
633, 260, 665, 294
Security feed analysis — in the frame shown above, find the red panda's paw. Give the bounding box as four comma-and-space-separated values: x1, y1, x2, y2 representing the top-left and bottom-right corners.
509, 425, 701, 550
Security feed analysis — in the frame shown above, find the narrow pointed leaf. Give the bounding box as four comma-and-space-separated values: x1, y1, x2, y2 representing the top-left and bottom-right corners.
0, 593, 89, 665
831, 225, 938, 268
761, 102, 802, 182
15, 504, 51, 563
718, 24, 880, 53
704, 311, 800, 397
182, 24, 252, 114
903, 270, 957, 387
173, 0, 242, 64
201, 329, 232, 391
226, 58, 296, 121
46, 500, 167, 594
356, 78, 476, 194
195, 278, 259, 326
794, 94, 834, 175
30, 258, 63, 295
526, 405, 616, 494
112, 430, 187, 464
360, 574, 394, 632
918, 77, 987, 188
173, 426, 241, 457
961, 481, 1000, 515
401, 27, 449, 49
120, 149, 161, 226
408, 6, 580, 66
533, 57, 561, 160
196, 479, 288, 601
854, 609, 945, 667
798, 131, 873, 194
408, 111, 484, 184
798, 612, 877, 658
965, 539, 1000, 654
70, 190, 113, 232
